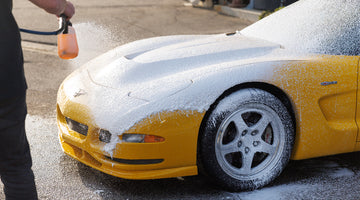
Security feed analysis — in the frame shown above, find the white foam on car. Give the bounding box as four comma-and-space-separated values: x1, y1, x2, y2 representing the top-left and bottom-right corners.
62, 34, 289, 154
241, 0, 360, 56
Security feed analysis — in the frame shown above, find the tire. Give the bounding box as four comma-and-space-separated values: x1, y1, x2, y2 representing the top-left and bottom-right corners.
199, 88, 294, 191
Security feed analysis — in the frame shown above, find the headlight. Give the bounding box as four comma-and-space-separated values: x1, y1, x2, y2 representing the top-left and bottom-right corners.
122, 134, 165, 143
99, 132, 165, 143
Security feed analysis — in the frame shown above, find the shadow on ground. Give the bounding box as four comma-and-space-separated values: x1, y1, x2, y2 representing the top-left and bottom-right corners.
59, 155, 230, 200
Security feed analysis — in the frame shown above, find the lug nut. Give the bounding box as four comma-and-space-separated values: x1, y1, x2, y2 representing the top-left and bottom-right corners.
245, 147, 250, 154
251, 130, 258, 136
253, 141, 260, 147
241, 130, 248, 136
238, 141, 242, 147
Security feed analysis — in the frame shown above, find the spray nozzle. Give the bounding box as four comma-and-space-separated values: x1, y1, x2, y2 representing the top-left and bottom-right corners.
59, 14, 73, 34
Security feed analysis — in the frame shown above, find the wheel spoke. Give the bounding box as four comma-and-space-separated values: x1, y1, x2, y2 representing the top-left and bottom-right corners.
241, 151, 255, 173
232, 113, 249, 132
259, 141, 276, 155
220, 141, 240, 155
253, 115, 271, 139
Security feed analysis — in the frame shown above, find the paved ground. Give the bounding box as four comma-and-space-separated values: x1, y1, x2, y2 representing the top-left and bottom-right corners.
1, 0, 359, 199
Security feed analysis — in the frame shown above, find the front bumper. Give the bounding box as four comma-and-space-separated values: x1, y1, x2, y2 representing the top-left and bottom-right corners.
56, 88, 205, 180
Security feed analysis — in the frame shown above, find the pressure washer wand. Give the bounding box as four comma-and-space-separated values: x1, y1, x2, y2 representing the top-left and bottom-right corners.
19, 15, 79, 59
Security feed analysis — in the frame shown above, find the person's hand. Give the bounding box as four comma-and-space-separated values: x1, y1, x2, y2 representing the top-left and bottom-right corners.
58, 1, 75, 19
28, 0, 75, 19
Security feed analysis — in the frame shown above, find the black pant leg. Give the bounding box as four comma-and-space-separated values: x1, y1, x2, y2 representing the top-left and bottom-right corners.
0, 95, 38, 200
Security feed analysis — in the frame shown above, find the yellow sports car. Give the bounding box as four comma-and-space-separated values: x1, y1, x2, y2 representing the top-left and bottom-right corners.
57, 0, 360, 191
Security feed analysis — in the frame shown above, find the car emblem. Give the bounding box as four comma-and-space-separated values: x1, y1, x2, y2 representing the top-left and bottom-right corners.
73, 89, 87, 97
321, 81, 337, 86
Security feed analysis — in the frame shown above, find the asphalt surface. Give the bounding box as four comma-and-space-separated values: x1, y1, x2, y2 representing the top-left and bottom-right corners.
1, 0, 359, 199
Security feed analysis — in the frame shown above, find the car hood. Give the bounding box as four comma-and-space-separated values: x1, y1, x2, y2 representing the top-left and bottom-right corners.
85, 33, 281, 88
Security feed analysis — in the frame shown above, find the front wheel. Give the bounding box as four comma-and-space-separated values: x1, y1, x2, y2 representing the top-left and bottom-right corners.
199, 88, 294, 191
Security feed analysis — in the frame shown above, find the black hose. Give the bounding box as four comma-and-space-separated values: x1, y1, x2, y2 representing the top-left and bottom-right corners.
19, 15, 67, 36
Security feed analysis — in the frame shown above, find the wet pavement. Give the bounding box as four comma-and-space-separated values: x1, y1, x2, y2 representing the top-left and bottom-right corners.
1, 0, 359, 199
3, 111, 360, 199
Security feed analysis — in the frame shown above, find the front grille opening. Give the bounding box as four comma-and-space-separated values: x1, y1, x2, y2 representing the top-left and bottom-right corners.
105, 156, 164, 165
65, 117, 88, 136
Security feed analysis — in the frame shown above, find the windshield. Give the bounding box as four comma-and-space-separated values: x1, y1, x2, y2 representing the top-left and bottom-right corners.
240, 0, 360, 56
